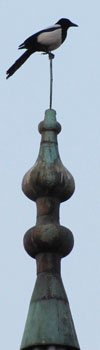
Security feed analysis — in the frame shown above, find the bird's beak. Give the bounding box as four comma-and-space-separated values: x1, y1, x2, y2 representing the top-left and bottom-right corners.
70, 22, 78, 27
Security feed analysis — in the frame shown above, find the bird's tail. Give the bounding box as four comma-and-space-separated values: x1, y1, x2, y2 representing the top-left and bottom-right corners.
6, 49, 34, 79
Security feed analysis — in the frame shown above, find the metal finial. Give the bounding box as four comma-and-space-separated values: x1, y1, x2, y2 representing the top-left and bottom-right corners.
48, 53, 54, 109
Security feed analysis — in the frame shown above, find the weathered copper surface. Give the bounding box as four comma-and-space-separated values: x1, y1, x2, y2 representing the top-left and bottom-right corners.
22, 110, 75, 202
21, 109, 80, 350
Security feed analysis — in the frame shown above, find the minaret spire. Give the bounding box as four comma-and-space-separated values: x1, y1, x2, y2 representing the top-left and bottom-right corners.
20, 109, 80, 350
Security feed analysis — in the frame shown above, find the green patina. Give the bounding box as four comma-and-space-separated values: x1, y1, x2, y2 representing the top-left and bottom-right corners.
21, 109, 80, 350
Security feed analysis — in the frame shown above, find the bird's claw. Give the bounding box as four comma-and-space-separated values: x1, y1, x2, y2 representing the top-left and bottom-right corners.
48, 52, 55, 59
42, 52, 55, 59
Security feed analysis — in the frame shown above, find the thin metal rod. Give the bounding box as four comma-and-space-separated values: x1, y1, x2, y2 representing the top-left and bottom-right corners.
49, 53, 54, 109
50, 58, 53, 109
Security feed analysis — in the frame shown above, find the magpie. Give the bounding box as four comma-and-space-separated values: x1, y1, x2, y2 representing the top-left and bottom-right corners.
6, 18, 78, 79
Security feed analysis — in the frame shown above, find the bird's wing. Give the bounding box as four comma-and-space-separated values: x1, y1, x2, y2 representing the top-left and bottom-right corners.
19, 24, 61, 50
38, 24, 61, 33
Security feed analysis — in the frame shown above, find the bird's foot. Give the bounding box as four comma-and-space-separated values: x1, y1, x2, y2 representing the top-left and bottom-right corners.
48, 52, 55, 59
42, 52, 55, 59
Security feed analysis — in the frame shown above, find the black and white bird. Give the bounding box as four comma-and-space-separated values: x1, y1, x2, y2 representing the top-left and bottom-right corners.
6, 18, 78, 79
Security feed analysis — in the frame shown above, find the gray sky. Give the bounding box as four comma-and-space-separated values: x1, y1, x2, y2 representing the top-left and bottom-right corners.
1, 1, 100, 349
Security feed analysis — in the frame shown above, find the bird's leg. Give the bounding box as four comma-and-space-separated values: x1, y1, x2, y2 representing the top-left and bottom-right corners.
48, 52, 55, 63
48, 52, 55, 59
48, 52, 54, 109
42, 52, 55, 58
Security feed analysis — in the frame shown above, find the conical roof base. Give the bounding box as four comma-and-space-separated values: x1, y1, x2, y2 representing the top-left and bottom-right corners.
20, 272, 80, 350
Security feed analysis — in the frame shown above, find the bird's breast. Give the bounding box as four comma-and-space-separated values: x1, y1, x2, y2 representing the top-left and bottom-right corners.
37, 27, 62, 51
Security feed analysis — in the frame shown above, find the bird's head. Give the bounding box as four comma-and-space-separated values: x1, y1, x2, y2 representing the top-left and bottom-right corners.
56, 18, 78, 29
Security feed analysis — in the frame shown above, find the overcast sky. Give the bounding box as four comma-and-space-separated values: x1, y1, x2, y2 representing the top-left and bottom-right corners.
0, 1, 100, 349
